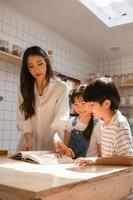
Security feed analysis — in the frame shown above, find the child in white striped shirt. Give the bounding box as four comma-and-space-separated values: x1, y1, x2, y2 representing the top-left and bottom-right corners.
76, 77, 133, 166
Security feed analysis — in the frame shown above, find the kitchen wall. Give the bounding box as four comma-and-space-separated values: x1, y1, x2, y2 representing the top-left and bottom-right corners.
0, 2, 97, 151
97, 56, 133, 131
97, 56, 133, 77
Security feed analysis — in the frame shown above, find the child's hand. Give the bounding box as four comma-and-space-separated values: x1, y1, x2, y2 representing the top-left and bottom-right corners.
75, 157, 97, 166
54, 141, 75, 158
62, 146, 75, 158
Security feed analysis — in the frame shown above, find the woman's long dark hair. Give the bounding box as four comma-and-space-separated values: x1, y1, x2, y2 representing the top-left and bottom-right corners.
20, 46, 53, 119
70, 86, 95, 142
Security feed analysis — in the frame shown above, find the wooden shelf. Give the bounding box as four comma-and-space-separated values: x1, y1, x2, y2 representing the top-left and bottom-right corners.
0, 50, 22, 65
0, 50, 81, 86
118, 84, 133, 88
55, 73, 80, 84
120, 104, 133, 108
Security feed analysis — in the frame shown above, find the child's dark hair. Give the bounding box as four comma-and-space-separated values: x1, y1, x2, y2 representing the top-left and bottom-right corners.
70, 85, 95, 141
83, 77, 120, 110
70, 85, 85, 104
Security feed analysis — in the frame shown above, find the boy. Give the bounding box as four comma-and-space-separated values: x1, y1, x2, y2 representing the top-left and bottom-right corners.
76, 77, 133, 166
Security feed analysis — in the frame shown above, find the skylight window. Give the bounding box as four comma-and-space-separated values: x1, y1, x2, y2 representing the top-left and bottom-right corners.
79, 0, 133, 27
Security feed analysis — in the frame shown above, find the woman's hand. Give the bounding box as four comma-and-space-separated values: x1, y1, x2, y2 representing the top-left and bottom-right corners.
20, 132, 32, 151
20, 141, 32, 151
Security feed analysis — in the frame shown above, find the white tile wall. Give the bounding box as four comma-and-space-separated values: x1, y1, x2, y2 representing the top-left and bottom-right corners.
97, 56, 133, 132
0, 2, 97, 151
97, 56, 133, 77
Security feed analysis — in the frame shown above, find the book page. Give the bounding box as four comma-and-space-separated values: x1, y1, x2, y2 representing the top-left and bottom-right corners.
10, 151, 74, 164
24, 152, 74, 164
10, 152, 24, 160
10, 151, 52, 161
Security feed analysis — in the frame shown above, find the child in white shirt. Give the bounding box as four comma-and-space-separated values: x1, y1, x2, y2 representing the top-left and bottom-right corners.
54, 85, 101, 158
76, 77, 133, 166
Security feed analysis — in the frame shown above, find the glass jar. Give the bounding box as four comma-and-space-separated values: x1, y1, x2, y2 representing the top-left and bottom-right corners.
113, 75, 119, 85
0, 40, 9, 52
121, 96, 127, 105
120, 74, 126, 85
12, 45, 22, 57
127, 73, 133, 84
128, 95, 133, 105
48, 50, 53, 65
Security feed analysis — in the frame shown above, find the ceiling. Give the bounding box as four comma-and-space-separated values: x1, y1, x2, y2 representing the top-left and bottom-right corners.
3, 0, 133, 59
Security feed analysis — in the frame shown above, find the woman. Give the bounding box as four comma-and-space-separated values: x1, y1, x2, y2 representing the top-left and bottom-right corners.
17, 46, 69, 151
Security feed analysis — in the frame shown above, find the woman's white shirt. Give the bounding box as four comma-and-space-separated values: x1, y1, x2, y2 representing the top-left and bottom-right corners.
17, 78, 70, 150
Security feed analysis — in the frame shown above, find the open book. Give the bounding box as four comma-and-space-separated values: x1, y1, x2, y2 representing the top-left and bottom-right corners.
10, 151, 74, 164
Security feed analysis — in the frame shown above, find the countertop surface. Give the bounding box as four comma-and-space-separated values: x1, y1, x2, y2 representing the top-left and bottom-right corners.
0, 156, 132, 194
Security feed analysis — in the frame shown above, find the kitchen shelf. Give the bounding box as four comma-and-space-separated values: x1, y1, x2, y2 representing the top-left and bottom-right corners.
56, 73, 80, 85
0, 50, 22, 65
0, 50, 60, 75
118, 84, 133, 88
120, 104, 133, 108
0, 50, 80, 86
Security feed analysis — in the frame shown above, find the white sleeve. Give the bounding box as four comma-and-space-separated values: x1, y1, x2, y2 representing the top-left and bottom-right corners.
93, 120, 102, 144
16, 93, 32, 134
65, 117, 75, 132
50, 81, 70, 133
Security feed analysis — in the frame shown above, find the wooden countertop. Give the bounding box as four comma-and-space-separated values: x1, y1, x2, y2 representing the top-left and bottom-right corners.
0, 156, 133, 200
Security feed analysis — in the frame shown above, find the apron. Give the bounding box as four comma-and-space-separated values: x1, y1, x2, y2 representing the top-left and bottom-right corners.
70, 117, 89, 159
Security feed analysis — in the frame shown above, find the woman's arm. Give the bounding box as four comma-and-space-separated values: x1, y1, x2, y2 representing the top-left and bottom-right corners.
19, 132, 32, 151
17, 94, 33, 151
